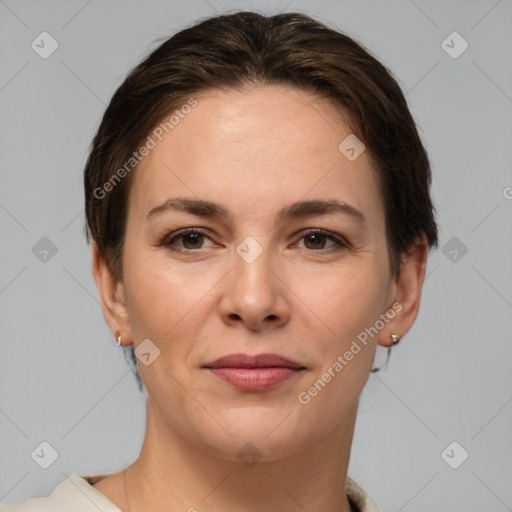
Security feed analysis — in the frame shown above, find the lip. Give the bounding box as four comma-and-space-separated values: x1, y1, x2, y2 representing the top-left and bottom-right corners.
204, 353, 305, 370
203, 353, 306, 391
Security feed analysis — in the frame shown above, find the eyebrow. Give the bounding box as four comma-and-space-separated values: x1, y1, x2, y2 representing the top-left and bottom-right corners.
146, 197, 367, 226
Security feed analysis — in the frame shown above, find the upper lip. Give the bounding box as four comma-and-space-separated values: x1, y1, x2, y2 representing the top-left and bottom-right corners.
203, 353, 305, 370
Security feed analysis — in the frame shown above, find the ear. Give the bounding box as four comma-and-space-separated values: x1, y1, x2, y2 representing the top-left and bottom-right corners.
378, 233, 429, 347
91, 241, 132, 346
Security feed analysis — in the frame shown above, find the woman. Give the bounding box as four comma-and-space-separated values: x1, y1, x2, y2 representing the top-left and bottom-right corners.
1, 10, 438, 512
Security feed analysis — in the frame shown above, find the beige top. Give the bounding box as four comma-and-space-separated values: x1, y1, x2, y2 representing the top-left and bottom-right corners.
0, 473, 381, 512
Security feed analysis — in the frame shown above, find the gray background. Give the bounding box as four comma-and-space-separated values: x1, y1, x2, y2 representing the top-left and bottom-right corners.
1, 0, 511, 510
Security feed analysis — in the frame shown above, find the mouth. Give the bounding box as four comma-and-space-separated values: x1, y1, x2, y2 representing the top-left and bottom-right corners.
202, 353, 307, 392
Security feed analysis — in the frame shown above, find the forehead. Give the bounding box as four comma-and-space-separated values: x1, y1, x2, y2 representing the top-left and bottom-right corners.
128, 86, 383, 226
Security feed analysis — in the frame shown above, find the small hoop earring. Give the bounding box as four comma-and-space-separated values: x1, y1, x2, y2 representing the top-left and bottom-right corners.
117, 335, 122, 346
371, 333, 401, 373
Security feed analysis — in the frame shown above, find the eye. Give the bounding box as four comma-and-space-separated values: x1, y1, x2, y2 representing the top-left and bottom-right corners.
159, 228, 215, 253
295, 229, 348, 253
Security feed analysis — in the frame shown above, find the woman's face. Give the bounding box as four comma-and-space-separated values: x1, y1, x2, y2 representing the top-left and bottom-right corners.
110, 86, 402, 460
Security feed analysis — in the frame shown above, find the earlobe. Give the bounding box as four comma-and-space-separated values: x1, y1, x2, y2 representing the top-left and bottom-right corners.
91, 241, 132, 345
378, 234, 429, 347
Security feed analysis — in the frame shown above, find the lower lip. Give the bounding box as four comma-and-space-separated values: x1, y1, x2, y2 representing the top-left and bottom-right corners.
207, 367, 303, 391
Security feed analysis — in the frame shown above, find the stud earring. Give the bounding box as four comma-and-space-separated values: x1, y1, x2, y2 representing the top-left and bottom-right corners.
117, 335, 122, 346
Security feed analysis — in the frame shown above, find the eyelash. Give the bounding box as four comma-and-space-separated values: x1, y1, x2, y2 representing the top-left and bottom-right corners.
159, 228, 349, 255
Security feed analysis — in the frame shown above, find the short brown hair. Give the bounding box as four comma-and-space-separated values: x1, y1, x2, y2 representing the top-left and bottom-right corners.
84, 11, 439, 386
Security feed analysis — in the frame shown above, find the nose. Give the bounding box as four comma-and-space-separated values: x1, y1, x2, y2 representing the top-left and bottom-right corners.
219, 244, 291, 332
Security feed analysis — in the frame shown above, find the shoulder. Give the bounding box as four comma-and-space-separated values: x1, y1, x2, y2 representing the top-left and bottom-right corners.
0, 473, 121, 512
346, 476, 381, 512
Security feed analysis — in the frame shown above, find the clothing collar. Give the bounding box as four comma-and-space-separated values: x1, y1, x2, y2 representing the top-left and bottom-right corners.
58, 473, 381, 512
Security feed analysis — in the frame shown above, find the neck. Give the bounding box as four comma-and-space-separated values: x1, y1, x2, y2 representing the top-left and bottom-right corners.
123, 398, 359, 512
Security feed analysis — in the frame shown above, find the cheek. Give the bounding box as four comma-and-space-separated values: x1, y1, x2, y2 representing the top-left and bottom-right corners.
122, 248, 222, 356
290, 265, 385, 421
290, 259, 388, 402
124, 264, 188, 336
121, 255, 206, 401
291, 259, 387, 339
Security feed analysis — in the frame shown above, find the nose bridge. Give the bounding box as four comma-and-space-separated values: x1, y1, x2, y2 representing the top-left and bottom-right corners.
219, 232, 289, 329
232, 233, 277, 300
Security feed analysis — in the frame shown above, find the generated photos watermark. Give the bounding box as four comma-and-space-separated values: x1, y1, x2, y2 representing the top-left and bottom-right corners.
93, 97, 198, 200
297, 301, 403, 405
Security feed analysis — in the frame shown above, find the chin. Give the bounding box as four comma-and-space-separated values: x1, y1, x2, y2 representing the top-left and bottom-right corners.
191, 406, 314, 464
205, 433, 302, 465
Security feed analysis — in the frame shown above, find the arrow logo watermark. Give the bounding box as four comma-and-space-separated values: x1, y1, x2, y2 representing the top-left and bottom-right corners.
338, 134, 366, 161
31, 31, 59, 59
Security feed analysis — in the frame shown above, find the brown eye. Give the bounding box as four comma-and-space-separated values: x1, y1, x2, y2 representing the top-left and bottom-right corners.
180, 232, 205, 250
160, 228, 213, 252
303, 233, 328, 250
298, 229, 348, 252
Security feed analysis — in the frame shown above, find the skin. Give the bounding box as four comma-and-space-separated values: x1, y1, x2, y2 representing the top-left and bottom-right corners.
91, 85, 428, 512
